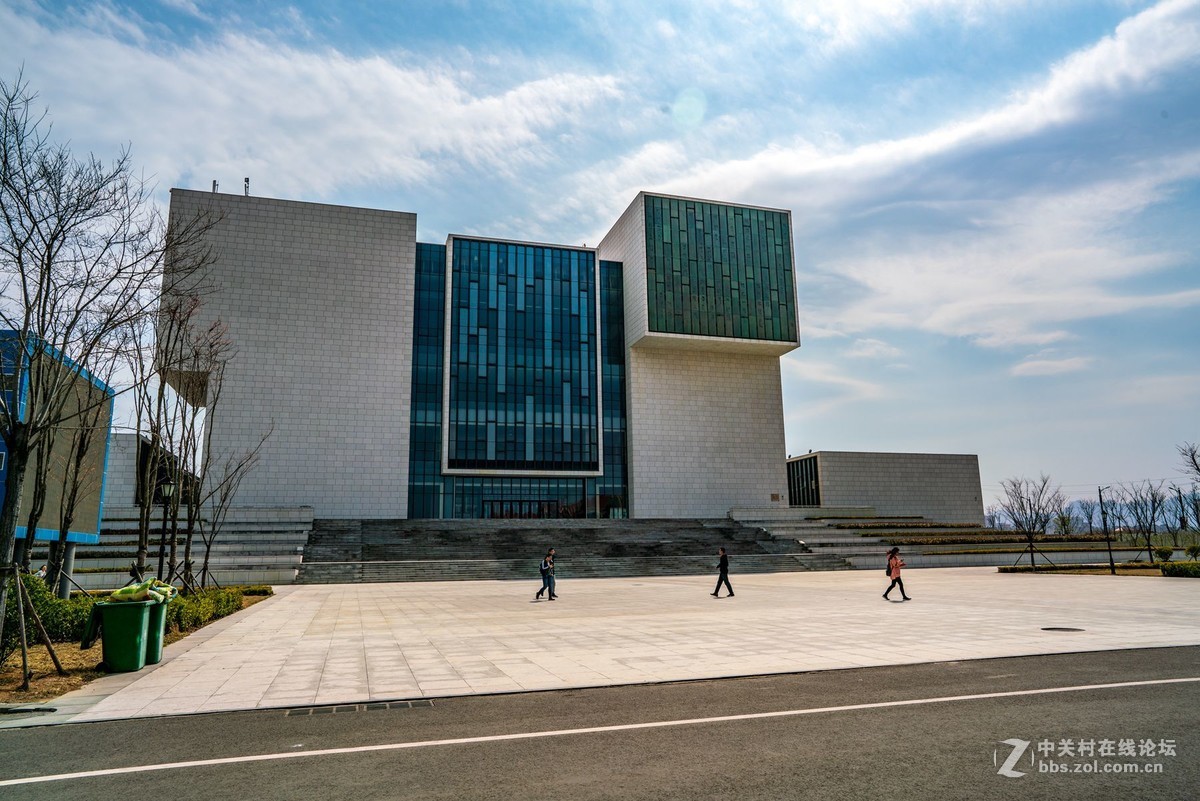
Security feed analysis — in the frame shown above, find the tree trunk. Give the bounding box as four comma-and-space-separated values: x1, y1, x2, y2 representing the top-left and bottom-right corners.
167, 498, 180, 583
0, 435, 31, 653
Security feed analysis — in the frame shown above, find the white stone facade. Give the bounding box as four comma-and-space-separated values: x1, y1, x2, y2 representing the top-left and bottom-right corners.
103, 433, 139, 508
167, 190, 417, 517
626, 349, 790, 517
797, 451, 984, 524
597, 192, 650, 349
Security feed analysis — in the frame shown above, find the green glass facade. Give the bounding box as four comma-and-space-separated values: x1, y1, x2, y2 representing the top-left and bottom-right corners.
643, 195, 797, 342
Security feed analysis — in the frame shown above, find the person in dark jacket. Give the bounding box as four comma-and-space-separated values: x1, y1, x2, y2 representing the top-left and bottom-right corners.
711, 547, 734, 598
535, 548, 557, 601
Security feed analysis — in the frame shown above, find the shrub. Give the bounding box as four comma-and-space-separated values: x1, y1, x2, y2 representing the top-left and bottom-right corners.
1154, 547, 1175, 563
4, 580, 250, 666
1160, 561, 1200, 578
163, 587, 244, 633
2, 574, 97, 665
233, 585, 274, 596
1185, 545, 1200, 560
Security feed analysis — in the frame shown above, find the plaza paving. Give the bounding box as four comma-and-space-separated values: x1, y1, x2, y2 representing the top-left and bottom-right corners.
5, 567, 1200, 727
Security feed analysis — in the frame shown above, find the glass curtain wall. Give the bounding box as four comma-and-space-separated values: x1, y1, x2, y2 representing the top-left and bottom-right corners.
406, 243, 448, 518
787, 456, 821, 507
445, 238, 600, 473
406, 245, 628, 518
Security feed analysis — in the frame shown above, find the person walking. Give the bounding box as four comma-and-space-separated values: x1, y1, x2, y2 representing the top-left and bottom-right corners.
535, 548, 557, 601
883, 547, 911, 601
711, 546, 734, 598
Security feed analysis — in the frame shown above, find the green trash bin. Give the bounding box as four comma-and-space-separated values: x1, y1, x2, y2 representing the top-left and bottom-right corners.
146, 600, 168, 665
97, 600, 154, 672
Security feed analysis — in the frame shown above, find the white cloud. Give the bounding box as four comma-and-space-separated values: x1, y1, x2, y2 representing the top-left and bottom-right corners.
159, 0, 207, 20
1108, 373, 1200, 407
844, 338, 903, 359
585, 0, 1200, 351
0, 7, 622, 200
780, 355, 887, 417
784, 0, 1008, 52
1010, 356, 1094, 376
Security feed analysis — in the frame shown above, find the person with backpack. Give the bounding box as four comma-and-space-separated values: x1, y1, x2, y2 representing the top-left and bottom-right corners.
883, 547, 911, 601
535, 548, 557, 601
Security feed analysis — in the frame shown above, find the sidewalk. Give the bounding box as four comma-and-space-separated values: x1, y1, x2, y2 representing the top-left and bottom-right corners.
4, 567, 1199, 727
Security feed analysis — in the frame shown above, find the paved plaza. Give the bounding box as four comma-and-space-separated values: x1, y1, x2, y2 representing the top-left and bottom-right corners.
5, 567, 1200, 727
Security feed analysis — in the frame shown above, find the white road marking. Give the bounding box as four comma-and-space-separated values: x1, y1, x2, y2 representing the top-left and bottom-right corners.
3, 676, 1198, 787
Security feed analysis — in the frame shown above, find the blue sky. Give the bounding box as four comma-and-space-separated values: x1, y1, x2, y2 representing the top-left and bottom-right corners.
3, 0, 1198, 505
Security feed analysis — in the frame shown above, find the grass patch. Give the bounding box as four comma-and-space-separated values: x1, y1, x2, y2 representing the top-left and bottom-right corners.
938, 545, 1127, 555
998, 562, 1164, 576
882, 535, 1107, 546
835, 521, 982, 530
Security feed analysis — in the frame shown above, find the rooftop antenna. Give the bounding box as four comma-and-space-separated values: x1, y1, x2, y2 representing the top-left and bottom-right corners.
212, 180, 218, 193
244, 177, 250, 196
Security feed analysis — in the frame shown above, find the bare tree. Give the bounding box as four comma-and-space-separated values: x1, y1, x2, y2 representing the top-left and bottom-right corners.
196, 426, 272, 588
1180, 442, 1200, 484
1188, 485, 1200, 535
998, 475, 1065, 569
1052, 496, 1076, 537
1162, 489, 1186, 548
165, 312, 232, 589
1119, 480, 1167, 563
1074, 499, 1097, 536
984, 504, 1005, 529
13, 428, 54, 570
0, 72, 217, 648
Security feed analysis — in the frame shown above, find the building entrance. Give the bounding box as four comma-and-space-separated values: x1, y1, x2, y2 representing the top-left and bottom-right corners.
482, 500, 561, 519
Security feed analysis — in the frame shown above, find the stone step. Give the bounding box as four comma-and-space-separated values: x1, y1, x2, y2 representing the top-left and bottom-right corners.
300, 554, 828, 584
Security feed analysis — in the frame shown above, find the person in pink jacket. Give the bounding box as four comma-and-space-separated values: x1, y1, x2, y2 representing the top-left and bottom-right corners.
883, 547, 911, 601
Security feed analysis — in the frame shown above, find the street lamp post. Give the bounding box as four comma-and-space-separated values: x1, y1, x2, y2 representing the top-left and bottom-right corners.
156, 480, 176, 580
1098, 485, 1115, 576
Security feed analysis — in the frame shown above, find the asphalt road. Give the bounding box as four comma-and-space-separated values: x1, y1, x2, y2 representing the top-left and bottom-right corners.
1, 647, 1197, 800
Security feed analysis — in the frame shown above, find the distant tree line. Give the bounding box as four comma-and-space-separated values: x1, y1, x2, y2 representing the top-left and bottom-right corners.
990, 442, 1200, 565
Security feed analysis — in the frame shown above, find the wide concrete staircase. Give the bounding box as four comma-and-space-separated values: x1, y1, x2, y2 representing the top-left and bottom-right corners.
27, 507, 313, 591
296, 518, 853, 583
734, 511, 1154, 570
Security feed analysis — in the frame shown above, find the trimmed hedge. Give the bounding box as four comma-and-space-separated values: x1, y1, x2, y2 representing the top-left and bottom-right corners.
1160, 561, 1200, 578
3, 578, 262, 665
998, 562, 1159, 574
163, 587, 243, 632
